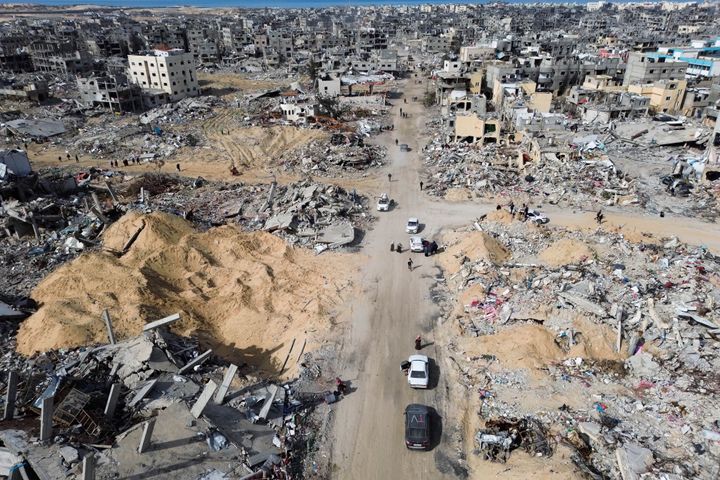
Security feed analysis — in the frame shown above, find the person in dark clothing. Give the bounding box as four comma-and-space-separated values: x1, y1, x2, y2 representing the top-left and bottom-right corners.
407, 258, 413, 270
75, 154, 79, 163
596, 210, 604, 224
419, 181, 424, 191
415, 335, 422, 350
176, 163, 181, 172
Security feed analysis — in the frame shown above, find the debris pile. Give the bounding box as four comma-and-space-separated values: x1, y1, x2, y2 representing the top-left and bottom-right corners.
0, 322, 331, 479
144, 176, 371, 249
283, 137, 386, 176
422, 140, 638, 209
437, 218, 720, 478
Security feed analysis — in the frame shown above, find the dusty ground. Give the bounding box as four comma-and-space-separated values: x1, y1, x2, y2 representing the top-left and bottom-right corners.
197, 72, 287, 97
17, 211, 360, 377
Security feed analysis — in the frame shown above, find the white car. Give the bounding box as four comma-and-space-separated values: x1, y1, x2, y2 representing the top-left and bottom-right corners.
526, 209, 549, 224
409, 236, 424, 252
407, 355, 429, 389
377, 193, 390, 211
406, 217, 420, 234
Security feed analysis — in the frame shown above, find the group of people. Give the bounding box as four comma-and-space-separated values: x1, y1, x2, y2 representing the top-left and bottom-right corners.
500, 201, 530, 221
57, 153, 80, 163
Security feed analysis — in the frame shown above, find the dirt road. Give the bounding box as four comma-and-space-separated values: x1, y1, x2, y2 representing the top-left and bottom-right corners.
326, 78, 720, 478
329, 80, 474, 479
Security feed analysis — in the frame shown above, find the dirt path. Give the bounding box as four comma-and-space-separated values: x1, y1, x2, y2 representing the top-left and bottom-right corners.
329, 79, 472, 479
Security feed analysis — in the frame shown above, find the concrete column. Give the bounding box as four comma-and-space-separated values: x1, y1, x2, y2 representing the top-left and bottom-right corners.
104, 383, 121, 419
137, 419, 156, 454
3, 371, 18, 421
82, 453, 95, 480
102, 309, 116, 345
190, 380, 218, 419
40, 396, 53, 442
214, 364, 238, 404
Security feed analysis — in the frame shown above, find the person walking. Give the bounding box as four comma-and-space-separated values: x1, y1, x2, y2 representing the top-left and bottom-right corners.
400, 107, 403, 115
415, 335, 422, 350
407, 258, 413, 271
176, 163, 181, 172
388, 172, 392, 182
595, 209, 604, 225
419, 181, 424, 191
75, 154, 79, 163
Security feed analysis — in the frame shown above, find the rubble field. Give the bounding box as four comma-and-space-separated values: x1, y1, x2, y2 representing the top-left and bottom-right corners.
434, 216, 720, 479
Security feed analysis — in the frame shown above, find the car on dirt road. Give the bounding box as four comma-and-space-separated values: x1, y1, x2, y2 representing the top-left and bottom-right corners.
377, 193, 390, 211
526, 209, 549, 225
409, 236, 424, 252
404, 404, 431, 450
399, 143, 410, 152
407, 354, 429, 389
406, 217, 420, 234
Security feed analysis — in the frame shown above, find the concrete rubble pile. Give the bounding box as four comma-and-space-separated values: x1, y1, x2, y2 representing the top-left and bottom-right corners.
126, 175, 371, 250
0, 317, 325, 479
282, 136, 386, 176
0, 164, 123, 299
422, 140, 639, 209
439, 219, 720, 479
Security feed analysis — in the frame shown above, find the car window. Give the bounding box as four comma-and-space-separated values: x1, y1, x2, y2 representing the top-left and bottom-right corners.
408, 413, 427, 427
410, 371, 426, 378
408, 428, 427, 438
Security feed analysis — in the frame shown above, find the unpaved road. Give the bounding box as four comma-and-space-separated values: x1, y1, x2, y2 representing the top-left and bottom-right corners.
329, 80, 476, 479
327, 78, 720, 479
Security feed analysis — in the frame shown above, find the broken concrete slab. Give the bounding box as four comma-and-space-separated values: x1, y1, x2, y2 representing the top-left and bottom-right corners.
127, 379, 158, 408
615, 442, 653, 480
190, 380, 218, 419
178, 349, 212, 374
316, 221, 355, 246
558, 292, 607, 317
142, 313, 181, 331
263, 212, 297, 232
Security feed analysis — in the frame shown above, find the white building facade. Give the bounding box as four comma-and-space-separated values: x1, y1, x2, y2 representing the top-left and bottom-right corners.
127, 48, 199, 105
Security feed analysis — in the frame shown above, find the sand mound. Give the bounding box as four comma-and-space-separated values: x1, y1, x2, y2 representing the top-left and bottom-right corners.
463, 324, 564, 375
539, 238, 593, 267
568, 316, 625, 361
485, 209, 514, 224
17, 212, 355, 373
440, 231, 510, 276
444, 188, 472, 202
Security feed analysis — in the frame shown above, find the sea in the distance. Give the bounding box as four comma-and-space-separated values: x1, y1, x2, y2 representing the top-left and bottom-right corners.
0, 0, 654, 9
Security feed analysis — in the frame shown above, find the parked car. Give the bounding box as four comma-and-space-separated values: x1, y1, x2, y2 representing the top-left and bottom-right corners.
404, 404, 431, 450
406, 217, 420, 234
400, 143, 410, 152
407, 355, 429, 389
409, 236, 424, 252
377, 193, 390, 211
526, 209, 549, 224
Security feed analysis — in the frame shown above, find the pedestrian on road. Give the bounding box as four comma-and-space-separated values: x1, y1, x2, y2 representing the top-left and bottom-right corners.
395, 138, 398, 145
415, 335, 422, 350
420, 181, 424, 191
509, 201, 515, 216
176, 163, 181, 172
595, 209, 604, 225
388, 172, 392, 182
75, 154, 79, 163
390, 242, 395, 252
407, 258, 413, 271
400, 107, 403, 115
58, 155, 62, 162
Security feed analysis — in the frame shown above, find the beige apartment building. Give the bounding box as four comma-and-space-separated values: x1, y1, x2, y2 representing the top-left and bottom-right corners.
127, 48, 198, 106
